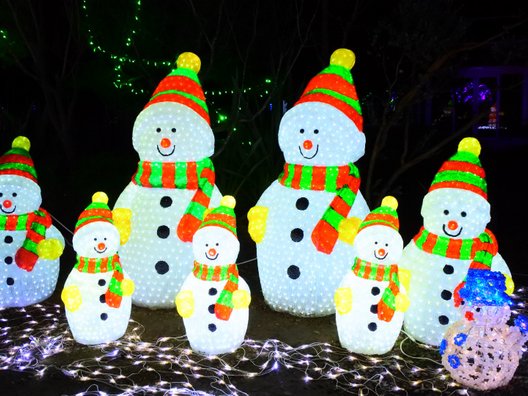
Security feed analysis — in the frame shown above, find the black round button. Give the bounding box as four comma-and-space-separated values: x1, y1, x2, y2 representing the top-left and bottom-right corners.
99, 294, 106, 303
100, 313, 108, 321
296, 197, 309, 210
6, 277, 14, 286
441, 290, 452, 300
209, 288, 217, 296
160, 196, 173, 208
155, 261, 169, 275
208, 304, 215, 314
290, 228, 304, 242
370, 304, 378, 314
287, 265, 301, 279
371, 287, 380, 296
443, 265, 454, 275
5, 256, 13, 264
439, 315, 449, 325
368, 322, 377, 331
157, 225, 170, 239
4, 235, 13, 244
208, 323, 217, 332
98, 279, 106, 286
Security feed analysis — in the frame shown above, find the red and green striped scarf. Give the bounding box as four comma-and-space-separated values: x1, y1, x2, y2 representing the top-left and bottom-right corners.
352, 257, 401, 322
75, 255, 125, 308
0, 208, 52, 272
131, 157, 215, 242
413, 227, 498, 307
193, 261, 239, 321
278, 162, 360, 254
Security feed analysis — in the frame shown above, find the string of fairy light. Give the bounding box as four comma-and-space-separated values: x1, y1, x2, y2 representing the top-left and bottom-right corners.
1, 289, 527, 395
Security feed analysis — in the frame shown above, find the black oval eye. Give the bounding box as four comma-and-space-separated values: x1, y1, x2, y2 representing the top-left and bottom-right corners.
0, 193, 3, 197
205, 243, 209, 247
444, 210, 449, 215
104, 237, 107, 241
94, 238, 97, 241
215, 243, 219, 246
12, 192, 17, 197
374, 241, 378, 244
461, 211, 467, 217
476, 307, 481, 312
314, 129, 319, 134
300, 128, 305, 134
156, 127, 161, 132
171, 128, 176, 133
385, 243, 388, 247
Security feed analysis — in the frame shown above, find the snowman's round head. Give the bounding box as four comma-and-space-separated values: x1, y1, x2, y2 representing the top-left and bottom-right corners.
132, 52, 214, 162
192, 225, 240, 265
354, 225, 404, 263
73, 221, 120, 258
421, 188, 490, 239
278, 102, 365, 166
0, 175, 41, 215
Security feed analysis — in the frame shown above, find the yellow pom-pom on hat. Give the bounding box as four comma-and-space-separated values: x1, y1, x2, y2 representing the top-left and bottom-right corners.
199, 195, 238, 236
74, 191, 114, 234
458, 137, 481, 157
359, 195, 400, 232
176, 52, 201, 73
330, 48, 356, 70
12, 136, 31, 152
220, 195, 236, 209
0, 135, 38, 183
92, 191, 109, 204
381, 195, 398, 210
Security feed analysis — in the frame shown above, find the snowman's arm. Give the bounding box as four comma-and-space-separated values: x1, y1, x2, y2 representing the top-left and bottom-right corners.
61, 285, 82, 312
175, 289, 195, 318
232, 289, 251, 309
338, 191, 370, 245
491, 253, 515, 294
334, 287, 353, 315
395, 281, 411, 312
37, 225, 65, 260
247, 184, 275, 244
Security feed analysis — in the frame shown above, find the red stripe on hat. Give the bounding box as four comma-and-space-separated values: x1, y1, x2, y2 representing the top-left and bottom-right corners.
291, 164, 302, 189
207, 213, 236, 229
146, 94, 210, 125
0, 169, 37, 183
429, 181, 487, 200
0, 154, 34, 166
74, 218, 107, 233
79, 208, 112, 220
162, 162, 176, 188
311, 166, 326, 190
301, 74, 359, 100
438, 161, 486, 178
295, 93, 363, 131
365, 213, 399, 229
152, 76, 206, 100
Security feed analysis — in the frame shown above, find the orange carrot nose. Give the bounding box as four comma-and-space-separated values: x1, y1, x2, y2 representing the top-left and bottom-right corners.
448, 220, 458, 230
97, 242, 106, 251
208, 248, 217, 257
160, 137, 172, 148
303, 140, 313, 150
3, 200, 12, 208
377, 248, 386, 256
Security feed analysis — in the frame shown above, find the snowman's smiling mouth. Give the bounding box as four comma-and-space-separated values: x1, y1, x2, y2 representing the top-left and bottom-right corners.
205, 252, 219, 260
442, 224, 463, 237
0, 205, 16, 214
94, 246, 108, 254
374, 251, 388, 260
298, 144, 319, 159
157, 145, 176, 157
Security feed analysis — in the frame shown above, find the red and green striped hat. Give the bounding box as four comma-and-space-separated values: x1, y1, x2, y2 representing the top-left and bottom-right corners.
144, 52, 210, 125
74, 192, 114, 234
359, 196, 399, 232
0, 136, 38, 184
294, 48, 363, 132
198, 195, 237, 236
429, 137, 487, 200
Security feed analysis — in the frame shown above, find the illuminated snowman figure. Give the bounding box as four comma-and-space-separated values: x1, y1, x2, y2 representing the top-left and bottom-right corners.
440, 270, 528, 391
399, 137, 512, 346
335, 196, 410, 355
176, 196, 250, 355
62, 192, 134, 345
248, 49, 369, 317
114, 52, 221, 308
0, 136, 64, 308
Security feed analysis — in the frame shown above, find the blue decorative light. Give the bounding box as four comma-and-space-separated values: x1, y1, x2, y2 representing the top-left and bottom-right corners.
514, 315, 528, 335
453, 333, 467, 347
448, 354, 461, 369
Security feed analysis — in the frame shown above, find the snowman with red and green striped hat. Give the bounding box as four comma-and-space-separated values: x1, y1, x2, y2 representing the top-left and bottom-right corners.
399, 137, 513, 346
176, 195, 250, 355
248, 48, 369, 317
0, 136, 65, 308
62, 192, 135, 345
335, 196, 410, 355
114, 52, 222, 309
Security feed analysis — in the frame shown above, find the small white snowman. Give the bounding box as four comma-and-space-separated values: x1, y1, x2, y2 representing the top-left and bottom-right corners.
335, 196, 410, 355
248, 49, 369, 317
0, 136, 64, 308
176, 195, 251, 356
399, 137, 513, 346
61, 192, 134, 345
114, 52, 222, 309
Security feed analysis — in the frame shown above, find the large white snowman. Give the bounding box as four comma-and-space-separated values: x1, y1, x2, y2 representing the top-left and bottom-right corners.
335, 196, 410, 355
248, 49, 369, 317
114, 52, 222, 309
399, 137, 512, 346
62, 192, 134, 345
0, 136, 64, 308
176, 195, 250, 355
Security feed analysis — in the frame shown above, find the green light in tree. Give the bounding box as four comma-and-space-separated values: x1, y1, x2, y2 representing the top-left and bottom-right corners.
217, 113, 228, 123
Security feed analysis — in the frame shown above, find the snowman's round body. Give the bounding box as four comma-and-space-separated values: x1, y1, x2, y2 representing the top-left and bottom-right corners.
336, 224, 405, 355
115, 102, 221, 308
254, 102, 369, 317
180, 224, 249, 355
64, 221, 132, 345
0, 176, 64, 308
399, 188, 511, 346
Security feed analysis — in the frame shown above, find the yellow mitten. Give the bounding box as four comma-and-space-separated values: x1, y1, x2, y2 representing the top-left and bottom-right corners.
338, 217, 362, 245
247, 206, 268, 243
175, 290, 194, 318
334, 287, 353, 315
121, 279, 135, 296
37, 239, 64, 260
398, 269, 411, 292
112, 208, 133, 245
232, 289, 251, 309
504, 274, 515, 295
61, 285, 82, 312
395, 293, 410, 312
